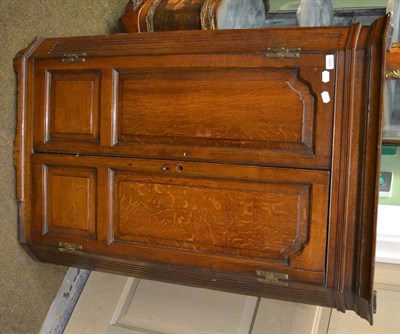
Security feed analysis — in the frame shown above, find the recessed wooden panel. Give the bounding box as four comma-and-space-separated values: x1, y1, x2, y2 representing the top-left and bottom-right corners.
112, 170, 322, 265
117, 68, 315, 152
48, 71, 100, 142
44, 166, 96, 238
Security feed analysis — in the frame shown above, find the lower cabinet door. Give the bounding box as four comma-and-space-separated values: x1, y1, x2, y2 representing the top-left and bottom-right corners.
31, 154, 330, 287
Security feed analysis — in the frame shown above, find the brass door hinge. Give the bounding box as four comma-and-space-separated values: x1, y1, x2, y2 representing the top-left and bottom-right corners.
61, 53, 87, 63
58, 242, 83, 254
256, 270, 289, 286
264, 47, 301, 58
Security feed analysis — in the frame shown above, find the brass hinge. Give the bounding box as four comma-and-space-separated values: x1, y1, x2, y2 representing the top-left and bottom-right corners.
264, 47, 301, 58
256, 270, 289, 286
61, 53, 87, 63
58, 242, 83, 254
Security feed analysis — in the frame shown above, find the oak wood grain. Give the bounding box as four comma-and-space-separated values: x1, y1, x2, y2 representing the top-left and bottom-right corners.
118, 68, 313, 149
114, 173, 311, 262
30, 153, 328, 284
14, 17, 391, 323
32, 53, 335, 168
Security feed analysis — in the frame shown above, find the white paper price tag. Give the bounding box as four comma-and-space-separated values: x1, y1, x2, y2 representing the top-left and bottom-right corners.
322, 70, 330, 83
321, 91, 331, 103
326, 55, 334, 70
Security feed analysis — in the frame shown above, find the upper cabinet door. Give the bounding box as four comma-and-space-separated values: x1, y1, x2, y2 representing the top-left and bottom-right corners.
30, 27, 346, 169
114, 58, 336, 169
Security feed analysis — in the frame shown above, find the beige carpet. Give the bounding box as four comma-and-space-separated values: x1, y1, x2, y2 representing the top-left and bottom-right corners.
0, 1, 126, 332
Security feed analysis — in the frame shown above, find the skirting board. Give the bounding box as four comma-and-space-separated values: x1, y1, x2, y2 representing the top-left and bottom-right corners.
40, 268, 90, 334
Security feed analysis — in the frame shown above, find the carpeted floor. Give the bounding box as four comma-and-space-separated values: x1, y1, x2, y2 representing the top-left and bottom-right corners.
0, 1, 126, 332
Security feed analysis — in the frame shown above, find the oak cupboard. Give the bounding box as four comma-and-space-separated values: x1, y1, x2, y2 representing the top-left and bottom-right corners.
14, 15, 391, 323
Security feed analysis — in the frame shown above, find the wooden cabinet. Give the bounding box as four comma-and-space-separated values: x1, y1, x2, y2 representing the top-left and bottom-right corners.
14, 16, 390, 324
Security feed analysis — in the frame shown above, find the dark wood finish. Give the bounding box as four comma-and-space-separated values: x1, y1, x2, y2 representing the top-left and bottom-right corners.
120, 0, 147, 33
46, 71, 100, 143
14, 16, 391, 324
30, 243, 333, 305
31, 34, 339, 168
30, 153, 328, 284
386, 44, 400, 77
382, 138, 400, 145
120, 0, 207, 33
115, 67, 331, 167
119, 0, 270, 32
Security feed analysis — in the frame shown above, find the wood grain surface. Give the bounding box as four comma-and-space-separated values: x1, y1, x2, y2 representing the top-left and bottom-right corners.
114, 173, 309, 260
32, 53, 335, 168
118, 69, 312, 149
48, 71, 100, 142
14, 16, 391, 323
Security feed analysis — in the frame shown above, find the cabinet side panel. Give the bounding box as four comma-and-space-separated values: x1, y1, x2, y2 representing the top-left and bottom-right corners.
354, 15, 390, 324
14, 38, 46, 244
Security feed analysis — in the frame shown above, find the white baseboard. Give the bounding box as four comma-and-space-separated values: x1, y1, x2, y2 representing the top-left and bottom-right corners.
376, 205, 400, 264
40, 268, 90, 334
